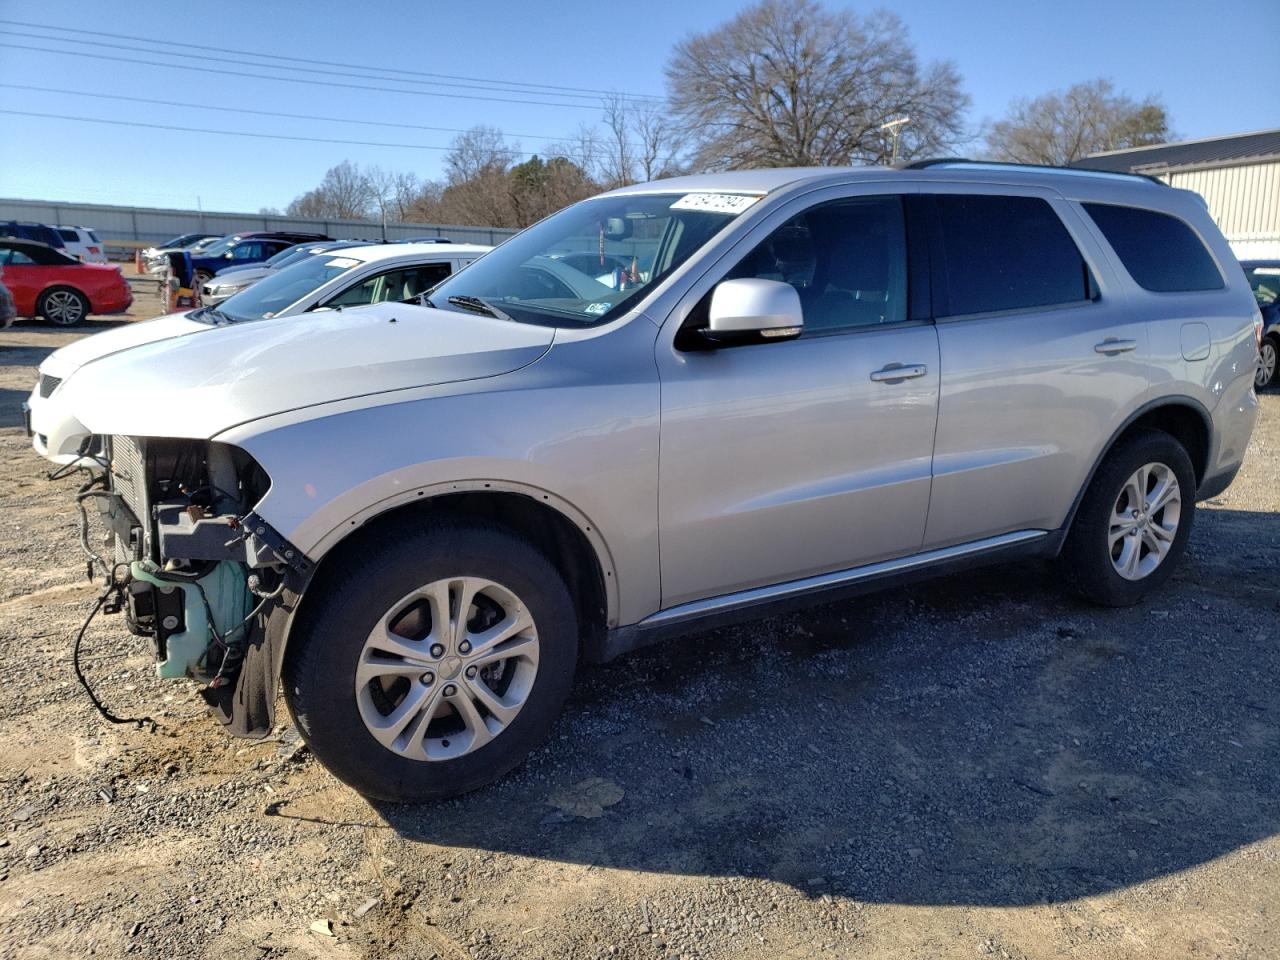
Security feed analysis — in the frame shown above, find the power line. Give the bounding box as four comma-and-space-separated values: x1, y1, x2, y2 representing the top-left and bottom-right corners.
0, 17, 664, 103
0, 108, 543, 155
0, 83, 639, 149
0, 41, 625, 111
0, 28, 652, 105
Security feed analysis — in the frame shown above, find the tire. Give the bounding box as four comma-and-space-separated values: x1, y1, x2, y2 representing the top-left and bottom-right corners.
37, 287, 89, 326
1257, 335, 1279, 391
1063, 429, 1196, 607
283, 521, 579, 802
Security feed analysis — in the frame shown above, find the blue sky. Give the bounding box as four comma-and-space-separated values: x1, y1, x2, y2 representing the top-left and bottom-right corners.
0, 0, 1276, 213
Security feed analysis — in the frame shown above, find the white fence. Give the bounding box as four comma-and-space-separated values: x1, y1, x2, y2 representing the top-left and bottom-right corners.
0, 197, 518, 255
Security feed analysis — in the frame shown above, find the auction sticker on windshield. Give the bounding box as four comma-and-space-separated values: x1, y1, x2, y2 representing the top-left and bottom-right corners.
324, 257, 360, 268
670, 193, 760, 215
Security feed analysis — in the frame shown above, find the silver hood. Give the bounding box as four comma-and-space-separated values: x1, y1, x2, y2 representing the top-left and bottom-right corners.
53, 302, 555, 443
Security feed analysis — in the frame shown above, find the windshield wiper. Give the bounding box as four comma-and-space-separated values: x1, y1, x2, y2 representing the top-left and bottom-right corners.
447, 295, 513, 322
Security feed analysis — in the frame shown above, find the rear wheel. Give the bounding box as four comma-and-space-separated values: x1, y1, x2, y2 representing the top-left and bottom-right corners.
283, 521, 578, 801
1063, 429, 1196, 606
38, 287, 89, 326
1257, 335, 1278, 390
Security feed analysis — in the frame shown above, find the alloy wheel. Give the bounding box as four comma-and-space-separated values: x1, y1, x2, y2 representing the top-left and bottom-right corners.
354, 576, 539, 761
44, 291, 85, 325
1108, 462, 1181, 581
1258, 339, 1277, 389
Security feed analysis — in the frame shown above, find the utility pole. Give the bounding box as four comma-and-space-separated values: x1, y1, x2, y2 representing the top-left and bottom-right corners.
879, 116, 911, 164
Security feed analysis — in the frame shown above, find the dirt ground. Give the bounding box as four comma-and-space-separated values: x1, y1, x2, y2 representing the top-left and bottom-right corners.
0, 284, 1276, 960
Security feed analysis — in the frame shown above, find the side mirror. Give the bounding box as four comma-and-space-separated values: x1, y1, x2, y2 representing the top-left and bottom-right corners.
702, 278, 803, 345
224, 252, 234, 259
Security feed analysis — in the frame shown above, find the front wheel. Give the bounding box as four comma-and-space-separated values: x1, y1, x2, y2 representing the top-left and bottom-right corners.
1063, 429, 1196, 606
1257, 335, 1278, 390
283, 521, 578, 802
38, 287, 89, 326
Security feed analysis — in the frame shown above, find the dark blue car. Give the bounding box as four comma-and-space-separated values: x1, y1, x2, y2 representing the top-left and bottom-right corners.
189, 231, 330, 285
1243, 260, 1280, 390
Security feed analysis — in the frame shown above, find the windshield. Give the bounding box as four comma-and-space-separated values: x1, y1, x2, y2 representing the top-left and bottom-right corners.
426, 192, 758, 326
207, 253, 364, 323
200, 236, 244, 257
265, 244, 309, 267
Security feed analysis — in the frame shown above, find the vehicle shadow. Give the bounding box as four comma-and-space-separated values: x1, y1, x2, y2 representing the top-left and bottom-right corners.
374, 505, 1280, 907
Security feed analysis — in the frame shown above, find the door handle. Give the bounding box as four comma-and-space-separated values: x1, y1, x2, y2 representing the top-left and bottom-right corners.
870, 363, 928, 383
1094, 338, 1138, 355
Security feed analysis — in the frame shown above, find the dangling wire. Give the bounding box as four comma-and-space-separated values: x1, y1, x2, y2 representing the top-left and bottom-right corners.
71, 567, 157, 731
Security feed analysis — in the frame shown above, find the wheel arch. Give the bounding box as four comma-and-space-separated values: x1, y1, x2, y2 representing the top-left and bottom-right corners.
1060, 396, 1212, 545
37, 282, 89, 308
277, 482, 617, 672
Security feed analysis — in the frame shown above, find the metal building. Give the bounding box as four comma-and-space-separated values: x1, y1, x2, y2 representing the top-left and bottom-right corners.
1075, 129, 1280, 259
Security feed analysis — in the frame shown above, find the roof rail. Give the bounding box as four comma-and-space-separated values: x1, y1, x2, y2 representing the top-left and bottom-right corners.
899, 157, 1168, 186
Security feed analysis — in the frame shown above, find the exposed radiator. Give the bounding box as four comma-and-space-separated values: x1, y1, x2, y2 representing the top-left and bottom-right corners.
108, 435, 147, 531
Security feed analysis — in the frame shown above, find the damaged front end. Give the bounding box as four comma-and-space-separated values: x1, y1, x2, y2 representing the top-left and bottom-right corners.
82, 435, 310, 735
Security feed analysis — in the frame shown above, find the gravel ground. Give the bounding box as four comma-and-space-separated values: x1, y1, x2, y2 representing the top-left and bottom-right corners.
0, 295, 1276, 959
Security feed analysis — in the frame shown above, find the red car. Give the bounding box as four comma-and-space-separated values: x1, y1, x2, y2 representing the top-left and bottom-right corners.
0, 238, 132, 326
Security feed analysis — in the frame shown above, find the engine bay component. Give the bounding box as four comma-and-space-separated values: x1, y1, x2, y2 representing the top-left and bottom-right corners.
126, 560, 252, 679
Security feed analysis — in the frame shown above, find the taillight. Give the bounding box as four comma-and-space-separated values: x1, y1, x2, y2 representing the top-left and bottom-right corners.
88, 246, 99, 254
1254, 305, 1265, 353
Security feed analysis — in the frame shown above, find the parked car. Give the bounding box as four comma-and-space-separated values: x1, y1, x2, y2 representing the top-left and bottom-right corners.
56, 226, 108, 263
187, 232, 331, 287
1242, 260, 1280, 389
1, 220, 66, 250
398, 236, 453, 244
201, 240, 375, 305
48, 163, 1258, 802
26, 242, 490, 463
0, 238, 131, 326
141, 234, 222, 274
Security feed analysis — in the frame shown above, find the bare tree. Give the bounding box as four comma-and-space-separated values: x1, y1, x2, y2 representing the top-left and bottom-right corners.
435, 127, 521, 226
985, 79, 1171, 166
600, 95, 636, 188
444, 126, 512, 185
285, 160, 375, 220
557, 123, 602, 178
665, 0, 968, 170
633, 100, 681, 181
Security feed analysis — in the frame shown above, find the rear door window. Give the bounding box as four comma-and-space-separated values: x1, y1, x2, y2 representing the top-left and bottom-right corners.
58, 229, 79, 242
1082, 203, 1224, 292
931, 195, 1093, 317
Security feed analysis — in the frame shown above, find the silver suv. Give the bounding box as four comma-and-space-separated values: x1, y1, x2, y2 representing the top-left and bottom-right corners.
61, 162, 1261, 801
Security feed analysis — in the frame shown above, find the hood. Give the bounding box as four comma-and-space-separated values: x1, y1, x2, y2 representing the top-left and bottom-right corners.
40, 312, 207, 378
55, 301, 555, 441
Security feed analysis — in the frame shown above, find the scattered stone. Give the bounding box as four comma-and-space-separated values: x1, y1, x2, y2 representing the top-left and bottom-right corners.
353, 897, 379, 919
128, 921, 141, 937
24, 844, 41, 859
12, 804, 35, 822
309, 918, 335, 937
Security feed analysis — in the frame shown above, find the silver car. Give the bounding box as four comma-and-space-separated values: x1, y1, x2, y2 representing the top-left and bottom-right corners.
58, 162, 1260, 801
